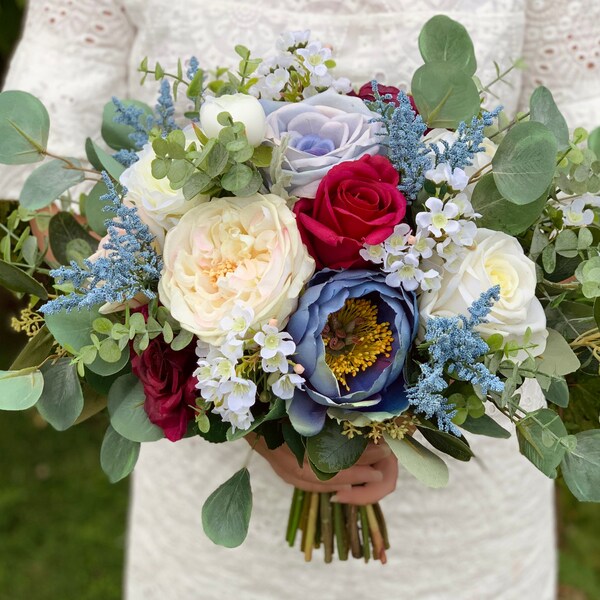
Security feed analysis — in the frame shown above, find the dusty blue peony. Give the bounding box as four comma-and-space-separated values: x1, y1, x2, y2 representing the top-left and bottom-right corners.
285, 269, 418, 436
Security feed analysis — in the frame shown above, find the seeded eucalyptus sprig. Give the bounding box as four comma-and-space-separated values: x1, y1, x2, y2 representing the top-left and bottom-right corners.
150, 113, 272, 199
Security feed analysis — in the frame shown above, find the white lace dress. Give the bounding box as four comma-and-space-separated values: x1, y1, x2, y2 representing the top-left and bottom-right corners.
2, 1, 600, 598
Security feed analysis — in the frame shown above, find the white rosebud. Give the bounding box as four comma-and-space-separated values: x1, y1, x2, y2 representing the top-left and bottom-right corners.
200, 93, 267, 146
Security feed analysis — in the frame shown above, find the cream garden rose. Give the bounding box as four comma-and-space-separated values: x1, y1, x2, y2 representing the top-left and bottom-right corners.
419, 228, 548, 358
120, 130, 207, 248
158, 193, 315, 345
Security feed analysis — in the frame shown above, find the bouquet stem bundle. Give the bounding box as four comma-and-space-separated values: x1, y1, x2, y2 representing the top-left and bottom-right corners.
285, 488, 390, 563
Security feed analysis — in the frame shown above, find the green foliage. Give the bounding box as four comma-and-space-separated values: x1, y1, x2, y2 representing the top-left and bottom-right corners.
460, 414, 511, 438
0, 258, 47, 299
575, 256, 600, 298
561, 430, 600, 502
492, 121, 558, 205
306, 419, 367, 474
100, 425, 141, 483
10, 325, 54, 370
589, 126, 600, 158
107, 373, 163, 442
226, 398, 285, 441
19, 159, 84, 210
37, 358, 84, 430
418, 15, 477, 76
85, 138, 125, 181
536, 328, 581, 376
411, 61, 480, 129
470, 173, 547, 235
202, 468, 252, 548
84, 180, 116, 236
48, 212, 98, 266
0, 367, 44, 410
529, 86, 569, 150
151, 122, 267, 200
101, 99, 153, 151
555, 128, 600, 196
0, 90, 49, 164
385, 433, 449, 488
516, 408, 570, 477
417, 421, 474, 461
282, 422, 306, 468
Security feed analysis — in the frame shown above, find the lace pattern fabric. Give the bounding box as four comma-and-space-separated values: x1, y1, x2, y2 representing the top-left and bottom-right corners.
2, 1, 599, 597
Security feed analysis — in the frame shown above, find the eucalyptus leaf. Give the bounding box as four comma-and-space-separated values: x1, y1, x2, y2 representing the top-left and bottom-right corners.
529, 86, 569, 150
101, 99, 152, 151
85, 180, 116, 236
10, 325, 55, 370
87, 345, 130, 377
107, 373, 163, 442
306, 419, 368, 473
417, 425, 474, 462
561, 429, 600, 502
100, 425, 141, 483
418, 15, 477, 76
588, 126, 600, 159
516, 408, 568, 477
411, 61, 480, 129
0, 259, 47, 299
87, 139, 125, 181
37, 358, 84, 430
202, 468, 252, 548
0, 90, 49, 164
470, 174, 547, 235
19, 159, 84, 210
460, 414, 511, 439
49, 212, 97, 266
492, 121, 558, 205
384, 433, 449, 488
0, 367, 44, 410
45, 305, 102, 352
536, 328, 581, 376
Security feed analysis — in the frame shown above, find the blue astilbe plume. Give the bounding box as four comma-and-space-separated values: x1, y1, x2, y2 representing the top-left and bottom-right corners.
431, 106, 502, 170
187, 56, 200, 79
40, 173, 162, 314
111, 97, 152, 149
154, 79, 178, 134
407, 286, 504, 434
113, 149, 141, 168
367, 82, 432, 201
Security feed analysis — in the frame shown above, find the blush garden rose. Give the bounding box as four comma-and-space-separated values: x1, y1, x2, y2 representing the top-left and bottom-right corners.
158, 193, 315, 345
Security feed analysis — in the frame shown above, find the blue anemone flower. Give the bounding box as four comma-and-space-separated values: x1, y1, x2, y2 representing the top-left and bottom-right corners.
285, 270, 418, 436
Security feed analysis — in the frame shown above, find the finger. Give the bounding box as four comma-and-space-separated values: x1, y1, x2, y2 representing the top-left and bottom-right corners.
326, 465, 384, 486
331, 455, 398, 505
356, 442, 392, 465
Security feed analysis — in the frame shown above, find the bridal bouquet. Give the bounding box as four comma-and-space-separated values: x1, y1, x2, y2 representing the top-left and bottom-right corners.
1, 15, 599, 563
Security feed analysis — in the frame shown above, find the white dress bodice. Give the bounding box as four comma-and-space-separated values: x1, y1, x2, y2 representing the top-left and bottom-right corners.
2, 1, 600, 598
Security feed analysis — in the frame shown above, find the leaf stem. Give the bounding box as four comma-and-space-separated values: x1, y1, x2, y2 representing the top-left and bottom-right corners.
303, 492, 319, 562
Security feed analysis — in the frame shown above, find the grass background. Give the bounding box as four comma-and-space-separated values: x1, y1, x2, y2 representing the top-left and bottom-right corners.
0, 2, 598, 599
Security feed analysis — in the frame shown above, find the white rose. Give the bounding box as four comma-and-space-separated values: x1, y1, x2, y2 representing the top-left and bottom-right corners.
120, 128, 207, 248
419, 228, 548, 358
158, 193, 315, 345
200, 93, 267, 146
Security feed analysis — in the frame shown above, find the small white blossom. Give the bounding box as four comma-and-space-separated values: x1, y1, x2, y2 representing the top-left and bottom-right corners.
262, 353, 290, 374
296, 41, 331, 77
384, 223, 412, 254
409, 231, 435, 259
416, 198, 461, 237
211, 357, 237, 383
332, 77, 352, 93
219, 303, 255, 339
451, 219, 478, 247
219, 377, 257, 412
452, 192, 480, 218
385, 254, 423, 291
270, 372, 305, 400
419, 268, 442, 292
425, 163, 468, 191
359, 243, 386, 264
254, 324, 296, 359
448, 168, 469, 191
436, 238, 466, 271
562, 197, 595, 227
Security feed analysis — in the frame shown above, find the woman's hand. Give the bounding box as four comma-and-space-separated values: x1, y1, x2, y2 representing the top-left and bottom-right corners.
249, 435, 398, 505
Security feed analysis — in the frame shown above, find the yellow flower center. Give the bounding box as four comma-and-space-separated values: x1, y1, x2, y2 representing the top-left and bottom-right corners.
207, 260, 237, 285
322, 298, 394, 391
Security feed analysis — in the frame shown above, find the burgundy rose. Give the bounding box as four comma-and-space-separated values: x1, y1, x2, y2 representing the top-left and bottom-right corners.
293, 154, 407, 270
131, 337, 198, 442
349, 82, 402, 106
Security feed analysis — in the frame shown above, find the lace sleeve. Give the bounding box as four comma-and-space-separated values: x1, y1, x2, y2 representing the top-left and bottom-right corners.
0, 0, 135, 199
518, 0, 600, 128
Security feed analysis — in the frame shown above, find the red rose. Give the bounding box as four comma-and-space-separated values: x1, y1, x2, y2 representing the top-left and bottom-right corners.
131, 337, 198, 442
294, 155, 407, 270
349, 82, 403, 106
